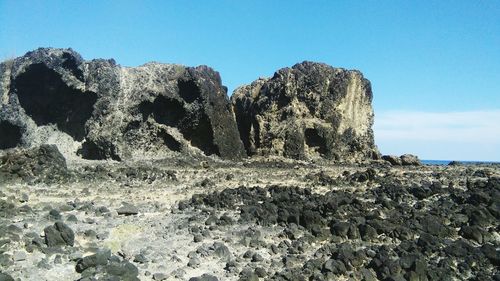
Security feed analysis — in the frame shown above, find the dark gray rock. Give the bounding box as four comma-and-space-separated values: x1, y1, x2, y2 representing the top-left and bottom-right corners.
212, 242, 231, 261
382, 155, 402, 166
359, 224, 378, 241
254, 267, 267, 278
481, 244, 500, 266
231, 61, 379, 161
105, 259, 139, 280
0, 254, 13, 267
66, 214, 78, 222
400, 154, 421, 166
330, 221, 350, 237
44, 221, 74, 247
116, 203, 139, 216
0, 200, 16, 218
153, 273, 168, 280
188, 257, 200, 268
323, 259, 347, 274
189, 274, 219, 281
133, 253, 148, 264
251, 253, 263, 262
48, 209, 61, 220
460, 225, 484, 243
0, 273, 14, 281
75, 249, 111, 273
0, 48, 245, 160
0, 145, 68, 183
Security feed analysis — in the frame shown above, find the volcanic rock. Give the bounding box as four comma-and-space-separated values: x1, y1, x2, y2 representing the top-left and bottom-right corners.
0, 48, 245, 160
382, 155, 402, 166
44, 221, 75, 247
231, 61, 379, 161
189, 274, 219, 281
116, 203, 139, 216
400, 154, 421, 166
0, 144, 68, 183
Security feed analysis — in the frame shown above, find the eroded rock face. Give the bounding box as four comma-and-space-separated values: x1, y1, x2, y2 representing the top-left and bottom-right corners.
231, 61, 379, 161
0, 48, 245, 160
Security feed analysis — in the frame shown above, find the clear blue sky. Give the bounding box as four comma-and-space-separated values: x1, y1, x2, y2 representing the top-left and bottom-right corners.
1, 1, 499, 160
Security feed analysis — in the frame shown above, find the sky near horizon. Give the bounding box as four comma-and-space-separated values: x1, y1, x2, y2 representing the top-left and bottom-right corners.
1, 1, 499, 161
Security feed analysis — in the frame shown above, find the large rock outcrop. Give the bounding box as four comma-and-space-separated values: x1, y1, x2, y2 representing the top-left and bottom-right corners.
0, 48, 245, 160
231, 61, 379, 161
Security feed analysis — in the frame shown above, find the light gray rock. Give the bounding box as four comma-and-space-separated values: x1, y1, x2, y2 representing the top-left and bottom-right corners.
12, 251, 27, 261
231, 61, 379, 161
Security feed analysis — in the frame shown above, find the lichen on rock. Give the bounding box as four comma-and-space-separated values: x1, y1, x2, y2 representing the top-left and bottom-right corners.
231, 61, 379, 161
0, 48, 245, 161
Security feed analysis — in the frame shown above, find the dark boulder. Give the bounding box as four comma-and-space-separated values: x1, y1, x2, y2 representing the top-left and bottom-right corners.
382, 155, 402, 166
44, 221, 74, 247
400, 154, 421, 166
189, 274, 219, 281
116, 203, 139, 216
0, 145, 68, 183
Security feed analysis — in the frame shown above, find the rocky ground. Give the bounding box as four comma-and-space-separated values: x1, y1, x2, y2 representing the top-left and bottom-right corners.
0, 148, 499, 281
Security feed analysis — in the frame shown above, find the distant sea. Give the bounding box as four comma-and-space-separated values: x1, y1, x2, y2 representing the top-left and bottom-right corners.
421, 160, 500, 165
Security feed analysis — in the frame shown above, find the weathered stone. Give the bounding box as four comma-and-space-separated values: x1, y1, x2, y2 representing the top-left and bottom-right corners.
0, 48, 245, 160
323, 259, 347, 274
153, 273, 168, 280
189, 274, 219, 281
400, 154, 421, 166
116, 203, 139, 216
0, 272, 14, 281
44, 221, 74, 247
212, 242, 232, 261
188, 257, 200, 268
231, 61, 379, 161
382, 155, 402, 166
75, 249, 111, 273
12, 251, 27, 261
0, 145, 68, 182
105, 259, 139, 280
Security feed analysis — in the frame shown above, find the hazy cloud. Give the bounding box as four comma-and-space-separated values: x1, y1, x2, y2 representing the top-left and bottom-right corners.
374, 110, 500, 161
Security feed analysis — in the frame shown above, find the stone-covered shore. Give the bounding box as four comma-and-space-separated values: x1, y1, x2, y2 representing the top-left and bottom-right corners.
0, 153, 498, 280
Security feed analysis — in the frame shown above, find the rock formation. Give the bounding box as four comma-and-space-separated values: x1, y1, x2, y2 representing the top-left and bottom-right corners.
1, 49, 382, 163
231, 61, 379, 161
382, 154, 422, 166
0, 48, 245, 160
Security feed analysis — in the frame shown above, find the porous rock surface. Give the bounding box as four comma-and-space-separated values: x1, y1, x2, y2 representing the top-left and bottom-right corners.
232, 61, 379, 161
0, 48, 245, 160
